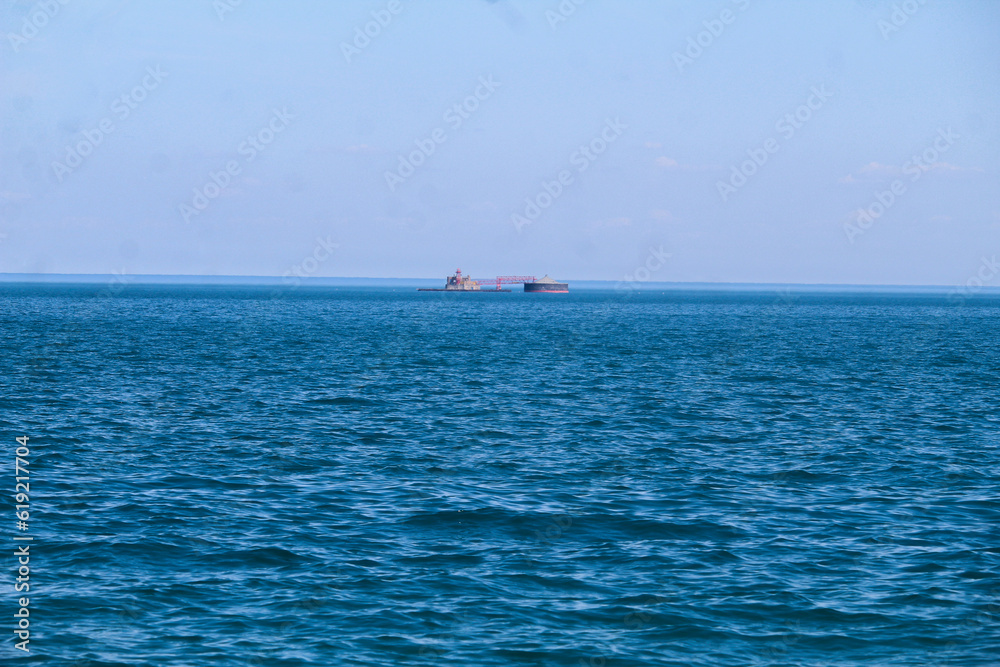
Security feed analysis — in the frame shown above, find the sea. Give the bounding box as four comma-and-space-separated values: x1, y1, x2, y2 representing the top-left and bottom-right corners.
1, 283, 998, 666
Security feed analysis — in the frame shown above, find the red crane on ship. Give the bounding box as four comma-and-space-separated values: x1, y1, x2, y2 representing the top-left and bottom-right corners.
455, 269, 535, 291
488, 275, 536, 290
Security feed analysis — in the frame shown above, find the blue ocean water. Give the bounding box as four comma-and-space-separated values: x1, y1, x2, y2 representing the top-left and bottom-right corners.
2, 284, 999, 666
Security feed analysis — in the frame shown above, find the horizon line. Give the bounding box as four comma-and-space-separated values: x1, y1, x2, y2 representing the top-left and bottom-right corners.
0, 272, 995, 294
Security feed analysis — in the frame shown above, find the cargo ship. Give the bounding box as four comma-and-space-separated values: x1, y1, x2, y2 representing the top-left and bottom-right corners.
417, 269, 568, 293
524, 275, 569, 293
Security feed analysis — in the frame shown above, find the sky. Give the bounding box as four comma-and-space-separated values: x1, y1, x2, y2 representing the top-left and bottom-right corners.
1, 0, 998, 285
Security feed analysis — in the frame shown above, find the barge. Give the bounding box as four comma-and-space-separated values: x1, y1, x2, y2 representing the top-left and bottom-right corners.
524, 275, 569, 293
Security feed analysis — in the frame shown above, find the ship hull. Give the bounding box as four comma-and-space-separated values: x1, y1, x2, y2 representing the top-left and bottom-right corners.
524, 283, 568, 293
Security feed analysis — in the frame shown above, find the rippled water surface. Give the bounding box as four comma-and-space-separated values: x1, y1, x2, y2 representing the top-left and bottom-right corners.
2, 284, 999, 666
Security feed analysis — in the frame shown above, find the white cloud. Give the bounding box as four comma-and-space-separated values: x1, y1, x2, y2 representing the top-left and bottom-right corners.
859, 161, 899, 176
841, 160, 982, 184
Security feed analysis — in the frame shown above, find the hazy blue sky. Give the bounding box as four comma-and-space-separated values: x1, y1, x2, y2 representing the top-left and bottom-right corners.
1, 0, 998, 284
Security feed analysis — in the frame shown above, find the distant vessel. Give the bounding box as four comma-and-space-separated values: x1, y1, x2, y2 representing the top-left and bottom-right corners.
417, 269, 566, 293
524, 275, 569, 293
